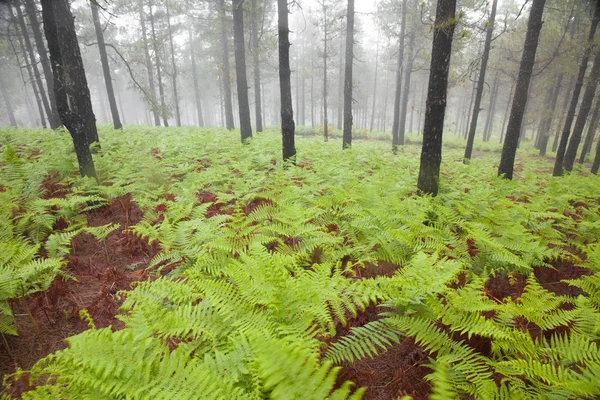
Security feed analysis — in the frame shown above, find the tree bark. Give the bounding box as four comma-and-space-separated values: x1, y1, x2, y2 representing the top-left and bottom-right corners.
391, 0, 407, 153
250, 0, 263, 132
91, 1, 122, 130
138, 0, 160, 126
40, 0, 97, 178
189, 28, 204, 126
22, 0, 60, 128
166, 0, 181, 126
277, 0, 296, 163
232, 0, 252, 142
417, 0, 457, 196
539, 73, 563, 157
554, 2, 600, 176
464, 0, 498, 161
148, 0, 168, 127
591, 133, 600, 174
564, 50, 600, 171
497, 0, 546, 179
342, 0, 355, 149
579, 98, 600, 163
218, 0, 235, 130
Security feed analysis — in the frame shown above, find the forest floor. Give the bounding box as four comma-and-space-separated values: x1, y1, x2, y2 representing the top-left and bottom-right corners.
1, 127, 599, 399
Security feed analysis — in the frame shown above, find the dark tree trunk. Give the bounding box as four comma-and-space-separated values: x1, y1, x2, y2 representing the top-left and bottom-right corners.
0, 74, 17, 127
251, 0, 263, 132
189, 28, 204, 126
553, 77, 575, 152
22, 0, 60, 128
417, 0, 457, 196
323, 4, 329, 141
277, 0, 296, 163
148, 0, 168, 127
218, 0, 235, 130
40, 0, 97, 178
539, 73, 563, 157
483, 73, 499, 142
14, 1, 53, 128
233, 0, 252, 142
564, 50, 600, 171
497, 0, 546, 179
554, 2, 600, 176
391, 0, 407, 153
399, 3, 416, 145
591, 134, 600, 174
464, 0, 498, 161
369, 32, 380, 132
342, 0, 355, 149
138, 0, 160, 126
166, 0, 181, 127
91, 1, 122, 130
579, 98, 600, 163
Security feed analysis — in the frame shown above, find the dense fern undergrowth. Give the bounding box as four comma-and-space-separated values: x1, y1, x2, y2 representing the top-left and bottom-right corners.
1, 125, 600, 399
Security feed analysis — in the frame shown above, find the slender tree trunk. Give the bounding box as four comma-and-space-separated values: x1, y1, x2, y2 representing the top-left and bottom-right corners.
553, 77, 575, 152
579, 98, 600, 163
464, 0, 498, 161
409, 82, 415, 133
498, 0, 546, 179
14, 1, 53, 128
277, 0, 296, 163
483, 73, 499, 141
342, 0, 355, 149
417, 0, 457, 196
554, 2, 600, 176
189, 28, 204, 126
591, 133, 600, 174
399, 4, 416, 145
464, 69, 478, 139
22, 0, 60, 128
138, 0, 160, 126
40, 0, 97, 178
250, 0, 263, 132
499, 82, 513, 143
218, 0, 235, 130
539, 74, 563, 157
148, 0, 168, 127
91, 1, 122, 130
166, 0, 181, 126
323, 4, 329, 141
369, 32, 380, 132
233, 0, 252, 142
382, 71, 389, 132
301, 38, 306, 126
337, 37, 343, 130
564, 51, 600, 171
311, 58, 315, 128
0, 74, 17, 127
392, 0, 407, 153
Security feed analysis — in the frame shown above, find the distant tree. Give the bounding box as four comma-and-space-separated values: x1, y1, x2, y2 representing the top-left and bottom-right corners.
554, 1, 600, 176
165, 0, 181, 127
0, 72, 17, 127
538, 74, 563, 157
218, 0, 235, 130
91, 0, 122, 130
464, 0, 498, 162
232, 0, 252, 142
277, 0, 295, 163
188, 27, 204, 127
137, 0, 160, 126
579, 99, 600, 163
250, 0, 264, 132
417, 0, 457, 196
40, 0, 97, 178
342, 0, 354, 149
148, 0, 168, 127
497, 0, 546, 180
391, 0, 407, 154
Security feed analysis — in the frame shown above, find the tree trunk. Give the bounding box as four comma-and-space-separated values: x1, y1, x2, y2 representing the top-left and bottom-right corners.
464, 0, 498, 161
138, 0, 160, 126
554, 2, 600, 176
14, 1, 53, 128
40, 0, 97, 178
564, 51, 600, 171
498, 0, 546, 179
323, 4, 329, 141
369, 31, 380, 132
311, 58, 315, 128
417, 0, 457, 196
277, 0, 296, 163
464, 69, 478, 139
408, 82, 415, 133
483, 73, 499, 141
0, 74, 17, 127
189, 28, 204, 126
232, 0, 252, 142
301, 38, 306, 126
337, 37, 343, 130
91, 1, 122, 130
22, 0, 60, 128
342, 0, 355, 149
148, 0, 168, 127
251, 0, 263, 132
499, 82, 513, 143
553, 77, 575, 152
591, 133, 600, 174
218, 0, 235, 130
579, 98, 600, 163
391, 0, 407, 153
399, 3, 416, 145
539, 73, 563, 157
166, 0, 181, 126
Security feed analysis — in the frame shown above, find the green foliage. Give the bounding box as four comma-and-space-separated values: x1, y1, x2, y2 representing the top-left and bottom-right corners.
1, 126, 600, 399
